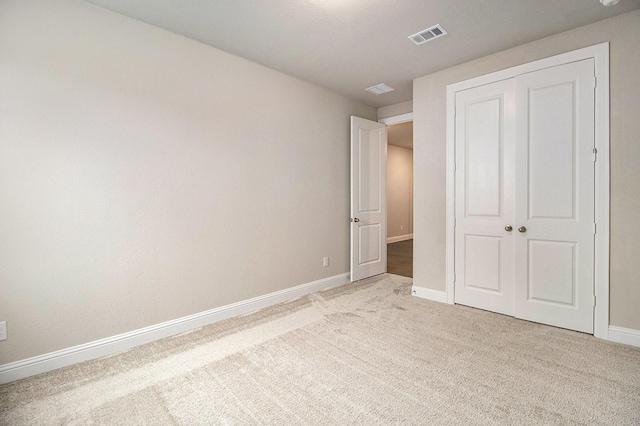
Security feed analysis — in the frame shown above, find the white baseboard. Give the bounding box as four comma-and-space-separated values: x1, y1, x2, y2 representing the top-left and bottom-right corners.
411, 285, 448, 304
608, 325, 640, 348
387, 234, 413, 244
414, 289, 640, 348
0, 273, 349, 385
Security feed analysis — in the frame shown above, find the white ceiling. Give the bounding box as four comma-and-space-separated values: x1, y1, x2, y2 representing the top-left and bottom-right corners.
83, 0, 640, 108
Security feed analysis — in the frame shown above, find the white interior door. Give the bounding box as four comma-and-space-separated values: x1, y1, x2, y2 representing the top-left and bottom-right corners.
454, 79, 516, 316
453, 59, 595, 333
514, 59, 595, 333
350, 116, 387, 282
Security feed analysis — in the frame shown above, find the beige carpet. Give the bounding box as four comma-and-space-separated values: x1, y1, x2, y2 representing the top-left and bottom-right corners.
1, 274, 639, 425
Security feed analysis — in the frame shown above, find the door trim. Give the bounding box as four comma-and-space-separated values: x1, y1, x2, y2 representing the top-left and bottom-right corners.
445, 43, 610, 339
379, 112, 413, 125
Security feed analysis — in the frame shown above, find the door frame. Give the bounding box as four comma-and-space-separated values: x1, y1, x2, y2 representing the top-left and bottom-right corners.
379, 112, 413, 126
445, 43, 610, 339
349, 113, 413, 282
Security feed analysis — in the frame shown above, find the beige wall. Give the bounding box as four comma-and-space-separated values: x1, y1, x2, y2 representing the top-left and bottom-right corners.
387, 145, 413, 239
413, 10, 640, 330
0, 0, 376, 364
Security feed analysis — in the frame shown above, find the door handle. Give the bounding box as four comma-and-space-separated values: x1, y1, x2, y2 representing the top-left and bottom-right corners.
505, 225, 513, 232
518, 226, 527, 233
351, 218, 360, 223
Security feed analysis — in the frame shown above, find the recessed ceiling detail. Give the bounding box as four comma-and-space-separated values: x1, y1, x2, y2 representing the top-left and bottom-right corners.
365, 83, 395, 95
408, 24, 447, 46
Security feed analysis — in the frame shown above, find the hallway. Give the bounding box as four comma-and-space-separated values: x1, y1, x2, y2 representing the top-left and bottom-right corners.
387, 239, 412, 278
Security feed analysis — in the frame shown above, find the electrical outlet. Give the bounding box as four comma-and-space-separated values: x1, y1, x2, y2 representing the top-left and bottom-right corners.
323, 257, 329, 267
400, 225, 404, 231
0, 322, 6, 341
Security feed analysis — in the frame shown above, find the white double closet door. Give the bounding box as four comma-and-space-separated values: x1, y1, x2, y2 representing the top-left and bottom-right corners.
454, 59, 595, 333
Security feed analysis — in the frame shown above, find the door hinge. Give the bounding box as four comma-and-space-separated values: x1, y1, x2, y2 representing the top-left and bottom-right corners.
593, 295, 596, 307
593, 147, 598, 162
592, 76, 597, 89
593, 223, 597, 235
453, 272, 457, 283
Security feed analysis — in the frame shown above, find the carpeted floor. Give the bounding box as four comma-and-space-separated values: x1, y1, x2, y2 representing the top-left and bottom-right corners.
1, 274, 639, 425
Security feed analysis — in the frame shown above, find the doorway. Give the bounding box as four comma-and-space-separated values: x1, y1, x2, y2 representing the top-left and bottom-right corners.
350, 114, 413, 281
385, 119, 413, 277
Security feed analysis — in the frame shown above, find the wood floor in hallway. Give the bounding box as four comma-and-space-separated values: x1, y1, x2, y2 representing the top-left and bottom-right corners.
387, 239, 412, 278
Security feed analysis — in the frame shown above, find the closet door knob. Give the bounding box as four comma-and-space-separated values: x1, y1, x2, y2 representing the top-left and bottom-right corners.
518, 226, 527, 233
505, 225, 513, 232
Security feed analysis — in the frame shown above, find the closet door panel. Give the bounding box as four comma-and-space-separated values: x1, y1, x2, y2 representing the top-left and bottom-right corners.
527, 81, 576, 220
454, 79, 516, 316
514, 59, 595, 333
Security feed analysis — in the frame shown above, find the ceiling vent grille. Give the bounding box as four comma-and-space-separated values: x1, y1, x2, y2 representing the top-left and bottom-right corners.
409, 24, 447, 46
365, 83, 395, 95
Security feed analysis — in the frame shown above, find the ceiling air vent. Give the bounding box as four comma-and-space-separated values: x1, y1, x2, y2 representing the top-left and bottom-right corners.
409, 24, 447, 46
365, 83, 395, 95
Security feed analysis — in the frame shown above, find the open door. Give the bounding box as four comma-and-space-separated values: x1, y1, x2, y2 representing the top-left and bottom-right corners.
350, 116, 387, 282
